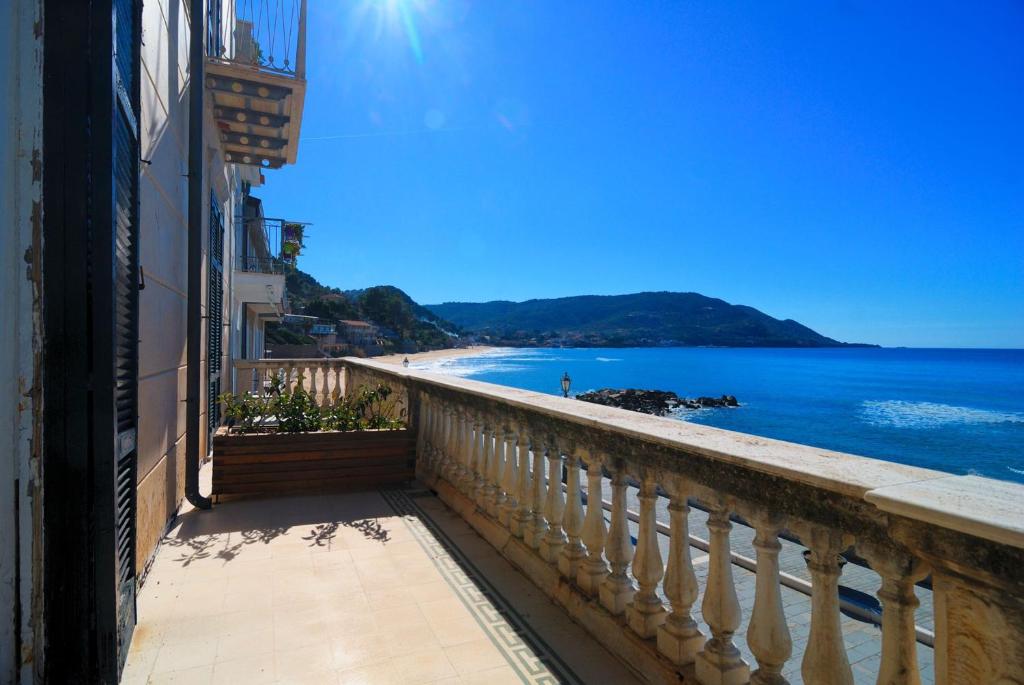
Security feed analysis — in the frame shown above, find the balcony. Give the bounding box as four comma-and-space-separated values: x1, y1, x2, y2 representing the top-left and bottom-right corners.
123, 358, 1024, 684
206, 0, 308, 169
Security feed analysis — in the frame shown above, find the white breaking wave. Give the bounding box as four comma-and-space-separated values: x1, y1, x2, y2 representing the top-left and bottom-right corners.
595, 356, 621, 362
860, 400, 1024, 429
410, 348, 529, 378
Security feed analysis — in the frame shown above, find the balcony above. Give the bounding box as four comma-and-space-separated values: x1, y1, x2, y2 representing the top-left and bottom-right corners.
206, 1, 308, 169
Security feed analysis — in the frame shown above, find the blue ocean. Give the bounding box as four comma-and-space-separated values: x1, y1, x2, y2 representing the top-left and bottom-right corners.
413, 347, 1024, 484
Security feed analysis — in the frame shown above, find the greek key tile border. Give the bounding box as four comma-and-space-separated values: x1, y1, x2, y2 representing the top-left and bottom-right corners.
380, 488, 583, 685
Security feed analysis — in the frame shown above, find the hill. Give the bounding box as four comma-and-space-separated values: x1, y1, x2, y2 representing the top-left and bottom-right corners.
269, 269, 460, 353
426, 292, 874, 348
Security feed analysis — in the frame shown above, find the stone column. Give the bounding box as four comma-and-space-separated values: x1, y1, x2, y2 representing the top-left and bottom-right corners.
527, 441, 548, 550
539, 447, 566, 564
600, 466, 635, 615
860, 543, 928, 685
480, 423, 496, 511
658, 481, 705, 665
747, 515, 791, 685
511, 432, 532, 539
627, 477, 666, 638
578, 451, 608, 595
499, 429, 518, 527
489, 426, 505, 518
559, 453, 587, 579
696, 504, 750, 685
801, 528, 853, 685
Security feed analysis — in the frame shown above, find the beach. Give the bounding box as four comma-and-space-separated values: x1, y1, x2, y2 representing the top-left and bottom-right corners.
375, 345, 497, 366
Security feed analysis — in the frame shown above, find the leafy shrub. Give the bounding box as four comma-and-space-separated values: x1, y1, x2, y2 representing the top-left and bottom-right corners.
218, 377, 405, 434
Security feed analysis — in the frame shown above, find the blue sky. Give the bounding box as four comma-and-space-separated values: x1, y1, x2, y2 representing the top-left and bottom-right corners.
257, 1, 1024, 348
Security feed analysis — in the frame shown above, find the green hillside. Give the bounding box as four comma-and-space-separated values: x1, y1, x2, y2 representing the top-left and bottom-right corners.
426, 292, 874, 348
268, 269, 459, 353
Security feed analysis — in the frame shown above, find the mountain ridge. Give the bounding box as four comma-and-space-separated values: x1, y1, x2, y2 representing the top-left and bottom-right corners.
426, 291, 875, 348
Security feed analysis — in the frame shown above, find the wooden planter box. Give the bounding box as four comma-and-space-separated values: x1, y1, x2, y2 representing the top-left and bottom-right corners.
212, 427, 417, 497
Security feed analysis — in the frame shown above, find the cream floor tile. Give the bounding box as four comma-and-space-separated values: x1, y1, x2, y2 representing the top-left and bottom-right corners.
147, 664, 215, 685
275, 644, 338, 677
428, 616, 485, 648
390, 649, 459, 684
336, 660, 401, 685
443, 638, 508, 676
119, 646, 159, 684
419, 597, 474, 627
410, 579, 458, 603
215, 627, 275, 662
456, 665, 523, 685
151, 638, 219, 675
210, 653, 276, 685
329, 632, 394, 671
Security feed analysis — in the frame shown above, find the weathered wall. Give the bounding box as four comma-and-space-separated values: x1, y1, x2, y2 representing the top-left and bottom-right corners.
136, 0, 237, 575
0, 0, 44, 680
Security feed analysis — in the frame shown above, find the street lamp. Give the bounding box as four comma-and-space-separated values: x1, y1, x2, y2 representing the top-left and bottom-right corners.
560, 371, 572, 398
402, 357, 410, 368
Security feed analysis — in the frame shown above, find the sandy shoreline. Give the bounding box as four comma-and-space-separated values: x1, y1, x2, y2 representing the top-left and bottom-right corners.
375, 345, 499, 366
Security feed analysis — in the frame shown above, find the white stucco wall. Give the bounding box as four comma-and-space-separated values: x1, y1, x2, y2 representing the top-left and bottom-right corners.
136, 0, 238, 573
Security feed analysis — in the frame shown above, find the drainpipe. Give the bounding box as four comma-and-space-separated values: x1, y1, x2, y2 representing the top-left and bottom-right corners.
185, 0, 212, 510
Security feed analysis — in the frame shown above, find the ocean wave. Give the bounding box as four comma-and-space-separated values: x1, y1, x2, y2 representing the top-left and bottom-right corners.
860, 400, 1024, 429
595, 356, 621, 362
410, 348, 532, 378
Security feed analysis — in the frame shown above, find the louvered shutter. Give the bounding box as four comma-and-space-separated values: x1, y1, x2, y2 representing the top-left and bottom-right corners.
112, 0, 140, 671
209, 192, 225, 437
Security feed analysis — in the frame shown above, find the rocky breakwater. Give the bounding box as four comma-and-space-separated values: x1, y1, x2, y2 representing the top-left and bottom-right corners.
576, 388, 738, 416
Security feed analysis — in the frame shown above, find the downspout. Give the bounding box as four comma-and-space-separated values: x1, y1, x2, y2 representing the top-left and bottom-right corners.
185, 0, 212, 509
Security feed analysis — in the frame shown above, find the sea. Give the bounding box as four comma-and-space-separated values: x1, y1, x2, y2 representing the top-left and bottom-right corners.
411, 347, 1024, 484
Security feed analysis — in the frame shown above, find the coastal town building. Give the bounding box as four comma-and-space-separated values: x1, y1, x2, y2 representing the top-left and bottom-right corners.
1, 1, 1023, 684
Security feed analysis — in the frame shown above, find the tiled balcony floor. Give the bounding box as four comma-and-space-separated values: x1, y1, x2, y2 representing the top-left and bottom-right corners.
122, 472, 642, 684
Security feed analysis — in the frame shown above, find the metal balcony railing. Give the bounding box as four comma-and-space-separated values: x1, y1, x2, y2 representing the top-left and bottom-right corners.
205, 0, 308, 168
208, 0, 307, 79
235, 255, 285, 274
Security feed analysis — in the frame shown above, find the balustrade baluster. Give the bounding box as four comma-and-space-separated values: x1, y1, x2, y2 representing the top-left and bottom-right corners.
801, 528, 853, 685
511, 432, 532, 538
309, 365, 320, 403
696, 504, 750, 685
578, 451, 608, 595
600, 466, 635, 615
472, 416, 486, 504
488, 426, 505, 517
499, 430, 519, 527
479, 423, 495, 510
440, 407, 453, 480
527, 442, 548, 549
746, 513, 791, 684
539, 447, 566, 564
859, 544, 928, 685
453, 410, 466, 487
658, 479, 705, 665
459, 413, 476, 494
558, 452, 587, 579
627, 476, 666, 638
416, 396, 429, 471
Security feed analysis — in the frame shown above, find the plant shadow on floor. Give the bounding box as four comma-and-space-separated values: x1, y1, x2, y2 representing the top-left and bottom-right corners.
165, 489, 399, 566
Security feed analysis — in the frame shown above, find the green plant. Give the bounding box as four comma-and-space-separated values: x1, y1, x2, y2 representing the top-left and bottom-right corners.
219, 378, 405, 434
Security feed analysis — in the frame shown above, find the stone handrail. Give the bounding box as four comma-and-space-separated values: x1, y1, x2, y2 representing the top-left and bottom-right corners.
241, 357, 1024, 684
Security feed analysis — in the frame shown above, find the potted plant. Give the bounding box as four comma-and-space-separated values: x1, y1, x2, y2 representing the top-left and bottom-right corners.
211, 377, 414, 498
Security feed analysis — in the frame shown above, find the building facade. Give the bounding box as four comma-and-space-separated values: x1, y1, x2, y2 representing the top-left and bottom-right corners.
0, 0, 307, 680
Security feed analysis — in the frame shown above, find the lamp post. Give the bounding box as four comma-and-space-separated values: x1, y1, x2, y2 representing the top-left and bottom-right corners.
403, 357, 410, 368
561, 371, 572, 398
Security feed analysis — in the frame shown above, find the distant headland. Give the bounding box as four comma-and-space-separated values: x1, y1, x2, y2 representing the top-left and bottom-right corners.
426, 292, 877, 349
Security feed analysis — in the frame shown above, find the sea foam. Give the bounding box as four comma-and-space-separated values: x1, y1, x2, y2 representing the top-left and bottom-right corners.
860, 400, 1024, 429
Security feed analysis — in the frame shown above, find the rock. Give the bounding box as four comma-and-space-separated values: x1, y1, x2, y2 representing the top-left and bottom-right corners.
576, 389, 739, 416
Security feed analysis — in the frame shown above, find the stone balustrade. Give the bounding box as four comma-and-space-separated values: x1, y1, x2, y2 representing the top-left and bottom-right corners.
234, 358, 347, 406
235, 357, 1024, 685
